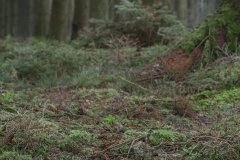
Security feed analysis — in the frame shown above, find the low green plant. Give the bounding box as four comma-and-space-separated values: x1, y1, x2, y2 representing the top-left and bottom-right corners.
149, 129, 187, 144
58, 129, 99, 149
123, 130, 148, 139
0, 151, 32, 160
124, 95, 150, 103
0, 90, 18, 103
101, 115, 118, 125
182, 144, 203, 159
194, 88, 240, 107
0, 90, 18, 112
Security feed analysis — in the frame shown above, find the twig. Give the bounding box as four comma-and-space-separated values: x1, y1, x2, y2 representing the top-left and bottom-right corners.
117, 76, 151, 93
127, 139, 136, 159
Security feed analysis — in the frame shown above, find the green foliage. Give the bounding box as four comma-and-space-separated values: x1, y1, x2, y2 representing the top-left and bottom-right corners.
183, 144, 227, 160
0, 90, 18, 113
149, 129, 187, 144
181, 2, 240, 55
158, 23, 189, 46
200, 40, 211, 67
182, 145, 202, 160
101, 115, 118, 125
0, 38, 86, 85
1, 3, 240, 159
58, 129, 99, 149
0, 151, 32, 160
194, 88, 240, 107
0, 90, 18, 103
180, 21, 208, 54
123, 95, 157, 104
182, 57, 240, 93
212, 3, 240, 53
0, 37, 160, 88
77, 0, 188, 48
123, 129, 148, 137
124, 95, 146, 103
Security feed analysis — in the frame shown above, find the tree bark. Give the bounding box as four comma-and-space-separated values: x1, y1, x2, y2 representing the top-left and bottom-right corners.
67, 0, 75, 41
142, 0, 154, 5
35, 0, 52, 37
15, 0, 35, 40
177, 0, 187, 24
72, 0, 89, 39
49, 0, 69, 41
108, 0, 117, 21
90, 0, 109, 20
5, 0, 17, 37
0, 0, 6, 38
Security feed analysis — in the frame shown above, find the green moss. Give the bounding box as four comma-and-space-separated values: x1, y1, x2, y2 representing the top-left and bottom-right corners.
101, 115, 118, 125
181, 22, 208, 54
181, 2, 240, 55
149, 129, 187, 144
194, 88, 240, 107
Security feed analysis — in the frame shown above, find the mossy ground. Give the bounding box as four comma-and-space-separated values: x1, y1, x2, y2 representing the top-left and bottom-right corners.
1, 37, 240, 159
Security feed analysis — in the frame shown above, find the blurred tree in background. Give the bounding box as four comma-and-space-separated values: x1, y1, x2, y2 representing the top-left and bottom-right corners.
0, 0, 223, 41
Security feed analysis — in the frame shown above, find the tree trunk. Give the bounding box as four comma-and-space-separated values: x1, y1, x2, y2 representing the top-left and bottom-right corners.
49, 0, 69, 41
2, 0, 36, 40
34, 0, 52, 37
187, 0, 198, 28
15, 0, 35, 40
108, 0, 117, 21
0, 0, 6, 38
142, 0, 154, 5
72, 0, 89, 39
112, 0, 121, 22
5, 0, 17, 37
90, 0, 109, 21
177, 0, 187, 24
67, 0, 75, 41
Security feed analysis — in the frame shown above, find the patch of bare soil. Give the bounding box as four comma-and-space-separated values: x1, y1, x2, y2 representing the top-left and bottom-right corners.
137, 46, 204, 81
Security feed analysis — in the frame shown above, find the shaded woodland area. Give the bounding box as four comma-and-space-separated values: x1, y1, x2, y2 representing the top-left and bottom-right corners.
0, 0, 222, 41
2, 0, 240, 159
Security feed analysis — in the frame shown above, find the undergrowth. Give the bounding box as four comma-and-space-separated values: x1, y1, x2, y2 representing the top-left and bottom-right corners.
0, 37, 167, 88
75, 0, 188, 48
1, 41, 240, 159
0, 2, 240, 158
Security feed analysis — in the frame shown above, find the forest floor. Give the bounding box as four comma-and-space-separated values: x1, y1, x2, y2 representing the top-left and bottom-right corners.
1, 38, 240, 159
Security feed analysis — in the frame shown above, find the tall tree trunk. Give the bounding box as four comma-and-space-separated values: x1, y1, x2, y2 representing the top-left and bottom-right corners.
1, 0, 35, 39
108, 0, 117, 21
142, 0, 154, 5
90, 0, 109, 21
35, 0, 52, 37
177, 0, 187, 25
72, 0, 89, 39
112, 0, 121, 22
16, 0, 35, 40
5, 0, 17, 37
0, 0, 6, 38
187, 0, 198, 28
67, 0, 75, 41
49, 0, 69, 41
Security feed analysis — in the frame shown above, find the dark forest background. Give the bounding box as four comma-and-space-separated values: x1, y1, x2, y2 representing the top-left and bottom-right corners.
0, 0, 223, 41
